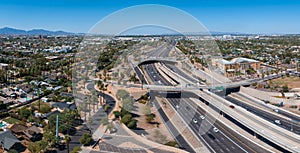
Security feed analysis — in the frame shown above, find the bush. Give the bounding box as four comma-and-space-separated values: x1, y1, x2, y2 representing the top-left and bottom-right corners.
165, 141, 178, 147
290, 105, 298, 109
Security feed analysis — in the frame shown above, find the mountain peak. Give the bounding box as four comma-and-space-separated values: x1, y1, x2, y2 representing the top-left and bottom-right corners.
0, 27, 75, 35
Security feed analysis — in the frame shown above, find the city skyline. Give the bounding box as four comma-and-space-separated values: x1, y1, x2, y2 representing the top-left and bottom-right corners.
1, 0, 300, 34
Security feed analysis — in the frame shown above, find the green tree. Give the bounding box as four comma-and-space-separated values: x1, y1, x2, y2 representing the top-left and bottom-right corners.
127, 119, 137, 129
8, 149, 18, 153
146, 113, 156, 123
100, 117, 109, 125
143, 105, 151, 115
19, 107, 31, 119
28, 140, 48, 153
113, 111, 121, 119
104, 104, 111, 112
79, 133, 93, 146
122, 97, 134, 112
116, 89, 130, 100
121, 114, 132, 125
65, 135, 72, 153
70, 146, 82, 153
282, 85, 289, 92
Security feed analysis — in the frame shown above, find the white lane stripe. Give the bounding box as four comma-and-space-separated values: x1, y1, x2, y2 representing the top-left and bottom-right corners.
183, 98, 248, 153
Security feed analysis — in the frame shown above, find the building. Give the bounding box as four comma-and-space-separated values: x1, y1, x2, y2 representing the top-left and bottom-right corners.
0, 130, 23, 151
10, 124, 42, 141
0, 63, 9, 70
213, 57, 261, 77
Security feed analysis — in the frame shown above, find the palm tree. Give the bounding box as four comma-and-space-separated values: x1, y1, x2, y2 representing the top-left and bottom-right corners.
64, 135, 71, 153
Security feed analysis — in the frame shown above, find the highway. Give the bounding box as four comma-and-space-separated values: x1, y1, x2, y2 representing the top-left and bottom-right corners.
142, 63, 195, 152
225, 94, 300, 135
165, 63, 199, 84
142, 62, 269, 153
147, 40, 176, 58
138, 40, 300, 152
165, 93, 268, 153
235, 92, 300, 123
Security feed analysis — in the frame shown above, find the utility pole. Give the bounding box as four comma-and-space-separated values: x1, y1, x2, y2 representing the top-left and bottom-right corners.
56, 115, 59, 138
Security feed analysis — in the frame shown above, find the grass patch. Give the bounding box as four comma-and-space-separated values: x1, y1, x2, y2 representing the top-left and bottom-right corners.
3, 117, 22, 124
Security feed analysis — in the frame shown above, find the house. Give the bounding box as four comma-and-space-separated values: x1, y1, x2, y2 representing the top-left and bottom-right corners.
23, 125, 42, 141
9, 124, 42, 141
16, 84, 32, 94
42, 110, 60, 119
0, 130, 23, 151
50, 102, 76, 111
9, 124, 27, 139
0, 63, 9, 70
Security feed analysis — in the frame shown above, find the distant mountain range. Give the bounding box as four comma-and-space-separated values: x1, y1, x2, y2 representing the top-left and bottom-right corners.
0, 27, 76, 35
0, 27, 295, 36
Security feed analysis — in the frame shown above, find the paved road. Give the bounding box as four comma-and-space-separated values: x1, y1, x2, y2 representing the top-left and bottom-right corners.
144, 63, 249, 153
235, 92, 300, 122
56, 82, 116, 153
142, 61, 272, 153
165, 63, 199, 84
225, 95, 300, 135
143, 63, 195, 152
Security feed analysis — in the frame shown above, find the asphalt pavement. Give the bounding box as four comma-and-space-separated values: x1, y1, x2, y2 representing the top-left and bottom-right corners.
225, 95, 300, 135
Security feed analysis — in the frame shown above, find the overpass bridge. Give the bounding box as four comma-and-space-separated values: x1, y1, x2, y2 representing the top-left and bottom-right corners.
138, 57, 178, 66
137, 62, 300, 152
145, 86, 300, 152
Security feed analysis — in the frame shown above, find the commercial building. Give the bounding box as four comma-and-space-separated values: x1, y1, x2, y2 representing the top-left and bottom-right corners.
213, 57, 261, 77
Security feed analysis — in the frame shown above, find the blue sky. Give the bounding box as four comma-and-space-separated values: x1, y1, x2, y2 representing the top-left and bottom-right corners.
0, 0, 300, 34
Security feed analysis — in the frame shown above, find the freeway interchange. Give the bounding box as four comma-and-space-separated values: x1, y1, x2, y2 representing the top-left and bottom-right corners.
132, 41, 300, 153
144, 63, 267, 153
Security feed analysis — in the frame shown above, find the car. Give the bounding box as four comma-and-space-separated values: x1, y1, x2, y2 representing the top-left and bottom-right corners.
275, 120, 281, 125
200, 115, 205, 120
193, 118, 198, 124
213, 127, 219, 133
229, 105, 235, 109
208, 133, 215, 140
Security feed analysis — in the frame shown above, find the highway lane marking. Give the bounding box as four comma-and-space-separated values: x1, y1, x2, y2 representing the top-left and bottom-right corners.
226, 147, 230, 151
186, 99, 253, 153
166, 98, 216, 153
215, 117, 256, 153
175, 98, 243, 152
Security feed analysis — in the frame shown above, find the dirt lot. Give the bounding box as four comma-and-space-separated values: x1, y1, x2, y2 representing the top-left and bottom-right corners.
268, 76, 300, 89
